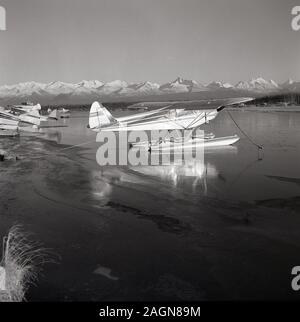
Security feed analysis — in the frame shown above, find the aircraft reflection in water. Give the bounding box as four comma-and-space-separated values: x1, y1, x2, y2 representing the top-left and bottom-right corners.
131, 160, 218, 194
21, 128, 63, 144
90, 146, 237, 198
130, 146, 237, 195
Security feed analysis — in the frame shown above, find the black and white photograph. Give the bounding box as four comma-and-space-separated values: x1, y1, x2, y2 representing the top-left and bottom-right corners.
0, 0, 300, 314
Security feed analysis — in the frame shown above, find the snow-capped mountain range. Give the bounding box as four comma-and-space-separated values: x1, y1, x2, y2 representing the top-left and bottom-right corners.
0, 77, 299, 105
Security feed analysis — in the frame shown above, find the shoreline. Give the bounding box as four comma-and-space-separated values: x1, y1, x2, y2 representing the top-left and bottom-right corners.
228, 105, 300, 112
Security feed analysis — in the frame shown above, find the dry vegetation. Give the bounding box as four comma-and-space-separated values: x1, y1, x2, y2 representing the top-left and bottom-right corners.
0, 225, 54, 302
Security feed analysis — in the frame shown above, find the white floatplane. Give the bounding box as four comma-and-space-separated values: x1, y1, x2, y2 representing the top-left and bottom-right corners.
1, 103, 65, 134
58, 108, 70, 118
11, 103, 42, 113
88, 97, 253, 150
12, 103, 59, 119
8, 103, 46, 125
0, 111, 19, 136
60, 108, 69, 114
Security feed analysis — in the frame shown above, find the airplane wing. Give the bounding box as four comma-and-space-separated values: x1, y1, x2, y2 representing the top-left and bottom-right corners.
0, 108, 42, 126
12, 103, 41, 109
128, 97, 254, 111
0, 110, 19, 120
11, 107, 29, 114
11, 103, 42, 114
89, 97, 254, 132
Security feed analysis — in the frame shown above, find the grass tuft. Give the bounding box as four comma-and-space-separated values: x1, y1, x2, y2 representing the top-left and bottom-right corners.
0, 225, 54, 302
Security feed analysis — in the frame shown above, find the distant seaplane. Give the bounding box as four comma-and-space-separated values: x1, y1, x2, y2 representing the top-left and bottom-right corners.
88, 97, 253, 150
0, 103, 65, 136
10, 103, 60, 121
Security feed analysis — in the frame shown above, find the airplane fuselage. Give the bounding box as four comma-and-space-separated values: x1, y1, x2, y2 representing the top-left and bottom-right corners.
98, 109, 218, 132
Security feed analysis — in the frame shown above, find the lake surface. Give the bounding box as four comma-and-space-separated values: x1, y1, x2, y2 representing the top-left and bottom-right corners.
47, 109, 300, 202
1, 108, 300, 301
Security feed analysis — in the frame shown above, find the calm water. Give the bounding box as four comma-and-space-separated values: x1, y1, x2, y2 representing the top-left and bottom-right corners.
45, 109, 300, 203
3, 108, 300, 301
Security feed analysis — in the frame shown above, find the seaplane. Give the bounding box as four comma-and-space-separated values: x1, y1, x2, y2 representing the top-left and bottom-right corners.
11, 103, 42, 113
0, 103, 64, 136
0, 110, 20, 137
88, 97, 254, 150
10, 103, 59, 122
58, 107, 70, 118
8, 103, 46, 126
60, 108, 69, 114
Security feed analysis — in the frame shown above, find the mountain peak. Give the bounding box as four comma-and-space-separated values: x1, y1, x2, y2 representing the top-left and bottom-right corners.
77, 80, 103, 88
207, 81, 233, 89
0, 77, 298, 105
236, 77, 278, 91
174, 77, 184, 84
282, 78, 294, 86
159, 77, 202, 93
105, 80, 128, 87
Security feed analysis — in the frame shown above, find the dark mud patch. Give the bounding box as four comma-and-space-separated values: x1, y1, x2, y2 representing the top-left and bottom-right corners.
256, 196, 300, 213
105, 201, 192, 236
142, 274, 205, 301
266, 175, 300, 187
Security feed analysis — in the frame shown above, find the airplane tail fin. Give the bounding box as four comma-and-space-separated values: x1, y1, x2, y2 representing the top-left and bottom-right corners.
89, 101, 116, 130
49, 109, 58, 120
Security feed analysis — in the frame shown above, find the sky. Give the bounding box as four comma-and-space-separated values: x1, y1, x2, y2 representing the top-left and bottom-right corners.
0, 0, 299, 85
